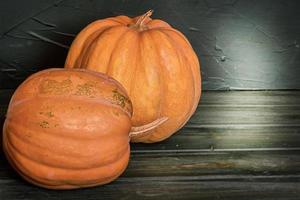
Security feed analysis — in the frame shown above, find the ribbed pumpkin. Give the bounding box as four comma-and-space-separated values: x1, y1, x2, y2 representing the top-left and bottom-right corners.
2, 68, 165, 189
65, 10, 201, 143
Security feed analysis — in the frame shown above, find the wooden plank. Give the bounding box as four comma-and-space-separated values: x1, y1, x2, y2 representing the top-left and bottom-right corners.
188, 105, 300, 125
199, 91, 300, 105
0, 151, 299, 199
0, 90, 299, 199
0, 175, 299, 200
1, 150, 299, 179
132, 126, 300, 150
125, 150, 300, 177
1, 150, 299, 199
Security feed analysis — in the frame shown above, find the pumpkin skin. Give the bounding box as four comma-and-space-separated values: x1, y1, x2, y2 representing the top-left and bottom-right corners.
2, 68, 133, 189
65, 10, 201, 143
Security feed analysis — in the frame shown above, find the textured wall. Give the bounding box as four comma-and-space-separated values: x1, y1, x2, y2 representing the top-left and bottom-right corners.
0, 0, 300, 90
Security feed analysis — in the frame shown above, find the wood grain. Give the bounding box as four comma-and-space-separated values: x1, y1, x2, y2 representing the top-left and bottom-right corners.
0, 90, 300, 199
1, 176, 299, 200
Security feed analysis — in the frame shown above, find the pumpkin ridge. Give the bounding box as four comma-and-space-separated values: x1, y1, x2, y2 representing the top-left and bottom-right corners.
128, 32, 141, 97
158, 30, 196, 129
8, 68, 61, 98
130, 31, 165, 141
147, 31, 164, 125
146, 19, 172, 29
18, 173, 119, 190
151, 30, 174, 142
10, 68, 133, 117
153, 28, 192, 47
108, 17, 130, 25
6, 104, 130, 142
20, 68, 130, 98
6, 97, 34, 113
74, 28, 108, 68
3, 144, 61, 188
48, 68, 132, 97
6, 142, 128, 178
78, 28, 108, 68
114, 15, 132, 24
4, 141, 129, 188
11, 68, 127, 98
162, 28, 199, 71
4, 133, 129, 170
145, 30, 194, 142
105, 28, 133, 75
5, 121, 129, 161
162, 29, 201, 117
9, 93, 132, 119
65, 19, 122, 67
81, 25, 126, 69
74, 68, 131, 99
38, 94, 132, 117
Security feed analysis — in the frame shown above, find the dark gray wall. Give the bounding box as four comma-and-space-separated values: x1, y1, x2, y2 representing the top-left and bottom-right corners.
0, 0, 300, 90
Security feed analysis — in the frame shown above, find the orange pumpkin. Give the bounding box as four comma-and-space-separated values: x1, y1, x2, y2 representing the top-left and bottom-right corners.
65, 10, 201, 143
2, 68, 165, 189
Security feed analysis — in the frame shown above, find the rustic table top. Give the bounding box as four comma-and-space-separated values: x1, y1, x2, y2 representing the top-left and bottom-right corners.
0, 90, 299, 200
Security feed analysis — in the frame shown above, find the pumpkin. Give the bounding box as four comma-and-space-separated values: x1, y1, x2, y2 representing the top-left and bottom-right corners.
65, 10, 201, 143
2, 68, 166, 189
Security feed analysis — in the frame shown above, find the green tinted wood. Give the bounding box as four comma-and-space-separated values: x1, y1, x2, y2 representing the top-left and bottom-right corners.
0, 90, 299, 199
0, 175, 299, 200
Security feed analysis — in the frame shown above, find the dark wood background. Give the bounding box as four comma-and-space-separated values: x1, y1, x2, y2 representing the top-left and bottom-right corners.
0, 1, 300, 199
0, 0, 300, 90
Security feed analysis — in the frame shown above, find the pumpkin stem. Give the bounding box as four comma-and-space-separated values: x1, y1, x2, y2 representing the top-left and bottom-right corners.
129, 116, 168, 139
134, 10, 153, 28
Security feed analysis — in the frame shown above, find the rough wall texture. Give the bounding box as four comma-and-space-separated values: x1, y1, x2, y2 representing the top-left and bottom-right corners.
0, 0, 300, 90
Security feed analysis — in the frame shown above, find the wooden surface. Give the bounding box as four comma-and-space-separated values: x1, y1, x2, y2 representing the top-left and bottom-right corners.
0, 90, 300, 199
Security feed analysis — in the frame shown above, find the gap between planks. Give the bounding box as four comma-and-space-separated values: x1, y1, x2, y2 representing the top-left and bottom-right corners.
132, 147, 300, 154
116, 174, 300, 182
